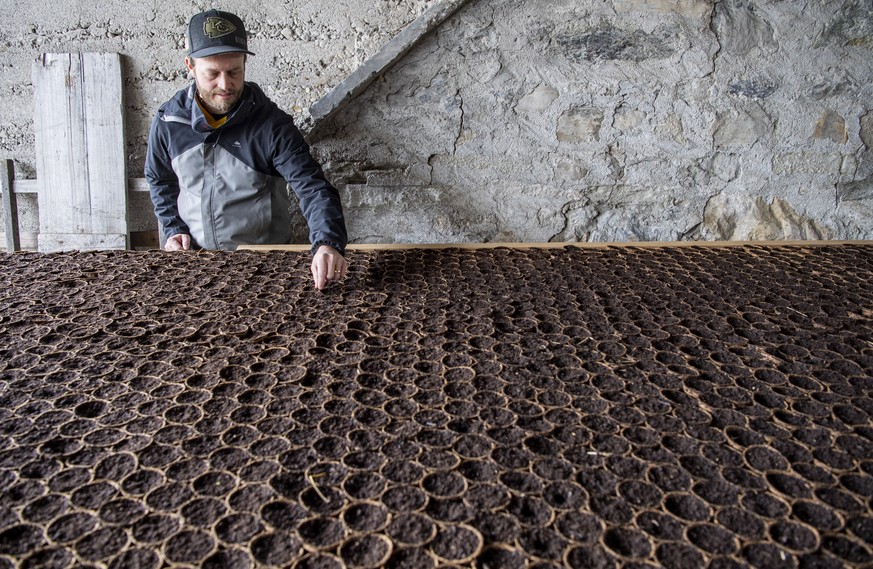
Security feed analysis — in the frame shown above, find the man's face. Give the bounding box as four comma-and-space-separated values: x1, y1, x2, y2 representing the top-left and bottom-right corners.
186, 52, 246, 115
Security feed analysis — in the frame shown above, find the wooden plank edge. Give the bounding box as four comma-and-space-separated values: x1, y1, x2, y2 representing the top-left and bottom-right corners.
239, 240, 873, 252
2, 160, 20, 252
37, 233, 128, 252
11, 178, 151, 195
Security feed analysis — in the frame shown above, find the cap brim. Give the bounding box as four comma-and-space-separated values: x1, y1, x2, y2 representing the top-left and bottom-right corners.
189, 46, 255, 58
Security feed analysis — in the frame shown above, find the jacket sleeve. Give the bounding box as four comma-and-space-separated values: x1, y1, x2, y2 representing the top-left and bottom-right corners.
144, 113, 190, 240
273, 121, 348, 255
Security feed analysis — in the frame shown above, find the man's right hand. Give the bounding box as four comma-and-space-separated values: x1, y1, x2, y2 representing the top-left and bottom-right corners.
165, 234, 191, 251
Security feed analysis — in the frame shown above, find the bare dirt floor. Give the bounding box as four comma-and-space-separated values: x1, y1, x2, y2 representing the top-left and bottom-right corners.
0, 243, 871, 568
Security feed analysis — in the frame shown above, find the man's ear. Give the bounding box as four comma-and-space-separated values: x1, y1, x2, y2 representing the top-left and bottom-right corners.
185, 56, 195, 71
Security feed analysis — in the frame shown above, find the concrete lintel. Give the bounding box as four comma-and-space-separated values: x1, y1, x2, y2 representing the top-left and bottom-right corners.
307, 0, 473, 134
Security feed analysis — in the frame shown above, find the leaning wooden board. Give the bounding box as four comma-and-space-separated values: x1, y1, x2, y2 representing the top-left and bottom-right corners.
32, 52, 128, 252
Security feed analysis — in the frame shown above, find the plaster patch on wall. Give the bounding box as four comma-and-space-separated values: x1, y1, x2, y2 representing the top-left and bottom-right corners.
613, 105, 647, 132
700, 194, 832, 241
772, 153, 843, 176
656, 114, 687, 144
708, 152, 740, 183
342, 183, 497, 243
515, 84, 559, 115
711, 0, 776, 55
613, 0, 711, 19
557, 108, 604, 143
552, 156, 589, 182
713, 105, 774, 147
551, 185, 707, 243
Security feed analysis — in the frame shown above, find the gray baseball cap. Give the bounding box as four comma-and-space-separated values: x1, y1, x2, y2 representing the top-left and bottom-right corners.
187, 10, 255, 58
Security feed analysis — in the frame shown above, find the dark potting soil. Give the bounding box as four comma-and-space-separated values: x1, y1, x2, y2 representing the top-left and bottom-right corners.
0, 244, 871, 567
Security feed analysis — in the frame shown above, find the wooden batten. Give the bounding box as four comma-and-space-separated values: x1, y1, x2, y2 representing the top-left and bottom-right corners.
239, 240, 873, 252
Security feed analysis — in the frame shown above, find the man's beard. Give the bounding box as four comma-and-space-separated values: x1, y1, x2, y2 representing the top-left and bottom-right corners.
197, 86, 241, 115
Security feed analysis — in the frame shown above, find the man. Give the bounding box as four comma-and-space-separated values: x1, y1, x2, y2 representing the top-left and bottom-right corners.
145, 9, 347, 290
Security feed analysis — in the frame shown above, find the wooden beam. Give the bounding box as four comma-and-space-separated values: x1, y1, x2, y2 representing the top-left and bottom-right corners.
128, 178, 150, 193
239, 240, 873, 252
2, 160, 20, 252
11, 178, 148, 195
10, 179, 37, 194
307, 0, 474, 136
32, 53, 128, 252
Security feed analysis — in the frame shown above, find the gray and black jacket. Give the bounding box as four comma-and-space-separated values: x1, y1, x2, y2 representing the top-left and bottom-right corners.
145, 82, 347, 253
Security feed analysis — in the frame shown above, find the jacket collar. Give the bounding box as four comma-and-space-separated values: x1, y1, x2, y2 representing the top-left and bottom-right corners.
190, 84, 254, 133
159, 82, 263, 131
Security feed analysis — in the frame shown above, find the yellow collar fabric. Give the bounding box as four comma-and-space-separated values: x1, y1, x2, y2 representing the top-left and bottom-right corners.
196, 97, 228, 129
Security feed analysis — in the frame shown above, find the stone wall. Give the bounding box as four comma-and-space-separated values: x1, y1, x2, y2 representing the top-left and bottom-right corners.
1, 0, 872, 247
0, 0, 433, 245
313, 0, 873, 243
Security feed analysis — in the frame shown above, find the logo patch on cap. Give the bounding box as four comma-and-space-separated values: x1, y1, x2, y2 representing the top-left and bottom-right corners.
204, 17, 236, 39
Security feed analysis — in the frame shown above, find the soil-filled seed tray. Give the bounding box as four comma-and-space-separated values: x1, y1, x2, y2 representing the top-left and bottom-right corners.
0, 244, 871, 568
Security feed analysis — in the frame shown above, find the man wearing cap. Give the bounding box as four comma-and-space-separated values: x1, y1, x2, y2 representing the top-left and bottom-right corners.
145, 10, 347, 290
